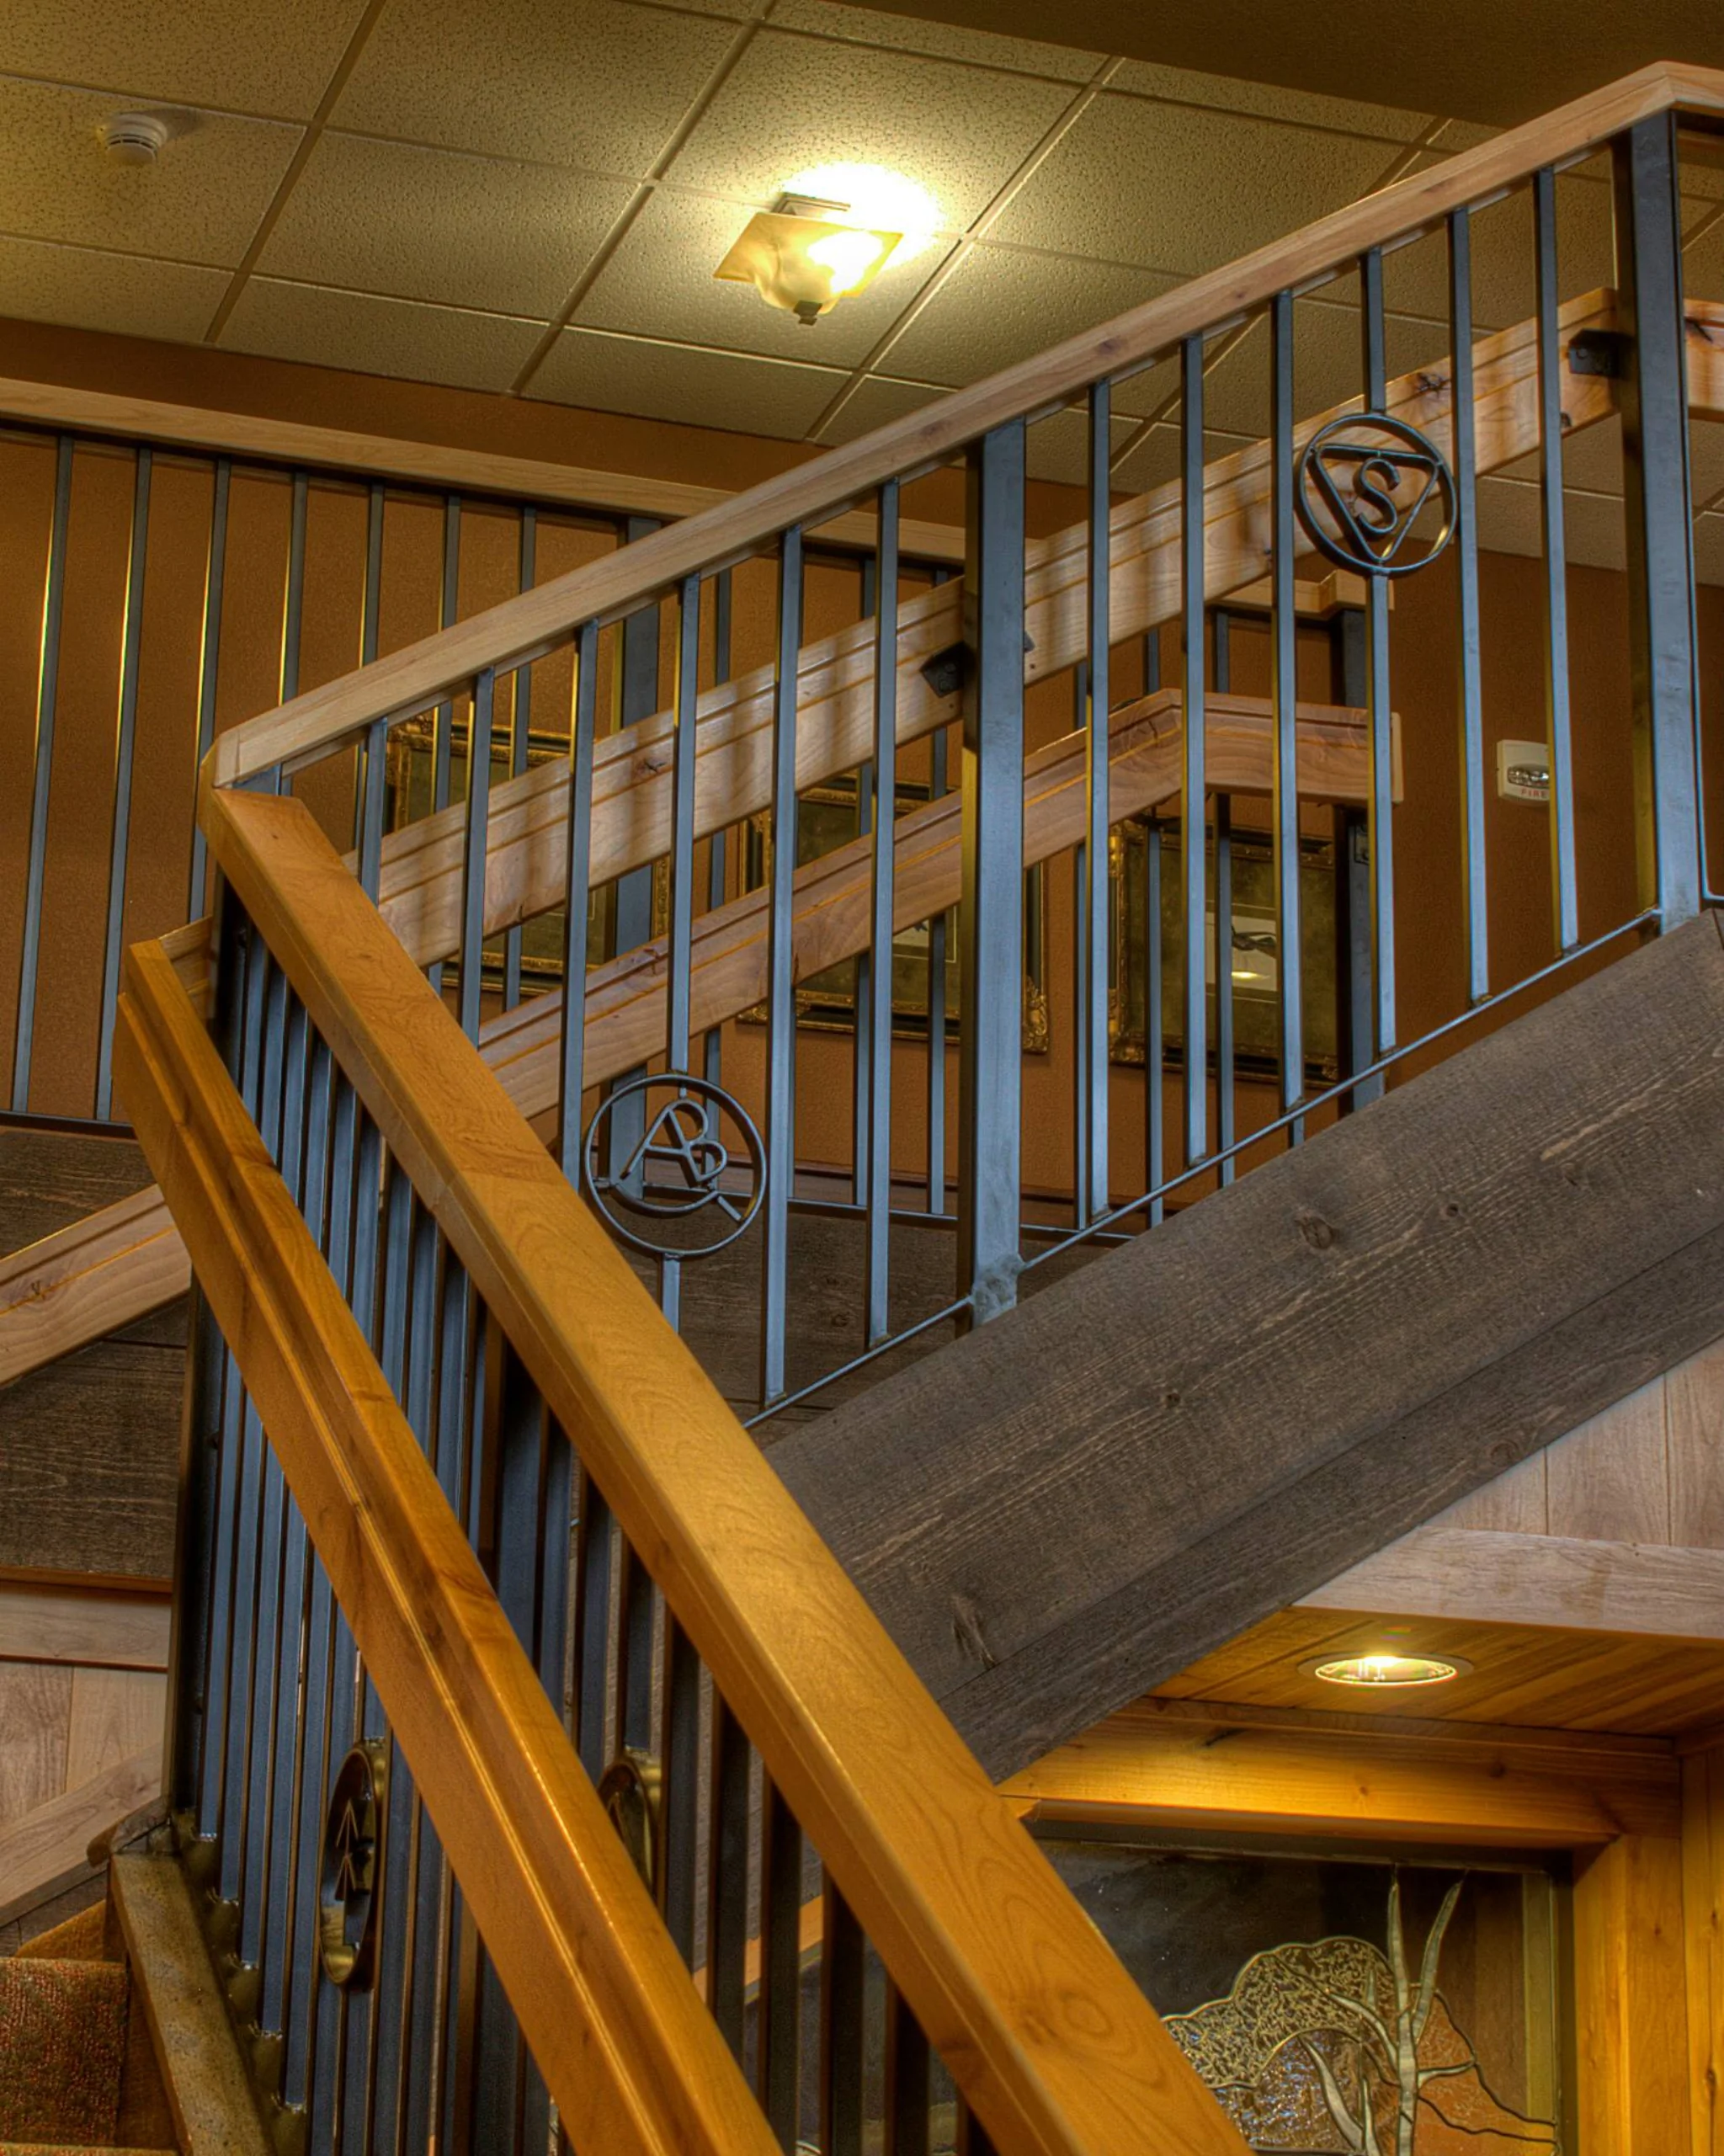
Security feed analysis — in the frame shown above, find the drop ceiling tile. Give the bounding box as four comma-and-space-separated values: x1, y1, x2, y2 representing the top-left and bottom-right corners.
1108, 59, 1432, 145
767, 0, 1099, 83
664, 30, 1076, 235
572, 185, 955, 368
1021, 404, 1139, 486
1684, 210, 1724, 304
0, 233, 226, 340
1108, 420, 1260, 497
331, 0, 739, 176
0, 0, 366, 121
257, 133, 631, 319
1428, 119, 1499, 154
0, 78, 298, 267
529, 325, 847, 438
812, 373, 945, 443
1195, 301, 1450, 440
881, 245, 1179, 388
221, 279, 544, 390
1472, 472, 1628, 570
987, 93, 1394, 279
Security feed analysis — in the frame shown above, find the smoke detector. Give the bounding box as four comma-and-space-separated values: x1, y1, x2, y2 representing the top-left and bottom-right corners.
100, 113, 172, 167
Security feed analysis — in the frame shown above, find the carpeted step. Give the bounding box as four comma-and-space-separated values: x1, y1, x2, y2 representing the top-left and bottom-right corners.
12, 1903, 111, 1962
0, 1958, 127, 2146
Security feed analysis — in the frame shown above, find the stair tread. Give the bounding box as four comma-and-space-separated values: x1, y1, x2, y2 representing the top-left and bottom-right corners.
0, 1959, 128, 2148
13, 1906, 111, 1965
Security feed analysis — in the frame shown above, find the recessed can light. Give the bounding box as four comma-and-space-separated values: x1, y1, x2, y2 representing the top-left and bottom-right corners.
1301, 1651, 1471, 1688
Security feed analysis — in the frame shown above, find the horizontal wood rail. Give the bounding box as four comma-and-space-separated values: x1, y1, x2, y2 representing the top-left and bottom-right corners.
208, 56, 1724, 789
2, 684, 1374, 1392
196, 779, 1248, 2156
114, 936, 783, 2156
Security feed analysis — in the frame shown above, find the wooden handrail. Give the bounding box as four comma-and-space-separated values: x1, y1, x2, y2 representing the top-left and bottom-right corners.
114, 936, 780, 2156
200, 780, 1248, 2156
208, 59, 1724, 789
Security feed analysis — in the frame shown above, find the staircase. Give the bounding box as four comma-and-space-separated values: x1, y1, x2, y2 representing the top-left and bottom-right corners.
0, 1906, 172, 2156
3, 51, 1724, 2156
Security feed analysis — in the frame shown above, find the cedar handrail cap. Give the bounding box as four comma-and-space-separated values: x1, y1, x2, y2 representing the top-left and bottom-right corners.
206, 57, 1724, 791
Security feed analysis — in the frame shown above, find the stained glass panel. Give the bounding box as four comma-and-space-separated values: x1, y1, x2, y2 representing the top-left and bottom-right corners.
1039, 1838, 1564, 2154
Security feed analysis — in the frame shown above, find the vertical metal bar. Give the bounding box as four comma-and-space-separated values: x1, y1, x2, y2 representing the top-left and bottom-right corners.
957, 422, 1026, 1325
1448, 212, 1489, 1003
1179, 336, 1208, 1166
756, 1775, 802, 2150
604, 514, 664, 1188
503, 506, 538, 1011
762, 530, 804, 1404
657, 1616, 700, 1964
1078, 381, 1112, 1226
1269, 294, 1306, 1108
865, 485, 899, 1344
1212, 613, 1235, 1187
558, 622, 599, 1184
705, 1698, 750, 2062
1360, 249, 1397, 1055
1141, 628, 1164, 1222
820, 1876, 866, 2156
925, 725, 950, 1217
353, 484, 389, 898
613, 1537, 655, 1757
572, 1470, 614, 1783
279, 471, 310, 711
854, 551, 879, 1211
432, 493, 461, 816
705, 569, 733, 1084
1333, 609, 1381, 1111
1533, 168, 1579, 953
1615, 111, 1702, 925
94, 444, 152, 1121
457, 668, 496, 1041
11, 434, 74, 1114
188, 455, 231, 917
660, 575, 702, 1330
884, 1983, 931, 2156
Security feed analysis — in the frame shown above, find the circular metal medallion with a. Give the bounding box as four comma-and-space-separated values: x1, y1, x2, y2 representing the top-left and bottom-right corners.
317, 1740, 388, 1990
582, 1073, 765, 1260
1296, 411, 1457, 578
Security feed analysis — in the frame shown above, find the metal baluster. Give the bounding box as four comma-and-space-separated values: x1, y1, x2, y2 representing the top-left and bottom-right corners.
603, 515, 665, 1192
1359, 249, 1397, 1056
1448, 213, 1489, 1003
1533, 168, 1578, 953
11, 434, 73, 1113
955, 2100, 1000, 2155
926, 568, 955, 1219
865, 484, 899, 1344
705, 569, 733, 1084
613, 1536, 656, 1759
958, 422, 1026, 1325
1332, 608, 1379, 1109
1269, 293, 1306, 1115
883, 1983, 931, 2156
1614, 111, 1702, 925
1142, 630, 1164, 1224
662, 576, 702, 1330
657, 1616, 700, 1965
353, 484, 389, 897
762, 531, 804, 1403
820, 1877, 866, 2156
93, 444, 152, 1121
757, 1775, 802, 2149
572, 1470, 615, 1783
187, 455, 231, 917
457, 668, 496, 1041
558, 622, 599, 1184
1078, 381, 1112, 1226
705, 1698, 751, 2062
1179, 338, 1208, 1168
432, 494, 462, 817
1213, 612, 1235, 1186
503, 507, 538, 1010
854, 551, 878, 1212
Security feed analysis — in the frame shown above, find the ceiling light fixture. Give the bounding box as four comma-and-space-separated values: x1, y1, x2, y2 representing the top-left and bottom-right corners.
716, 194, 901, 325
1302, 1651, 1471, 1689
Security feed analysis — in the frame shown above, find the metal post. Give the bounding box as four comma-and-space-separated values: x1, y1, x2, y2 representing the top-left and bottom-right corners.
1333, 608, 1381, 1110
957, 422, 1025, 1324
1615, 112, 1702, 925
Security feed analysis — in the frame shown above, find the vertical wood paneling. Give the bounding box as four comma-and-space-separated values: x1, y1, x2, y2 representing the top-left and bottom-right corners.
1438, 1450, 1548, 1530
1546, 1376, 1671, 1543
1669, 1342, 1724, 1551
64, 1667, 167, 1788
1683, 1749, 1724, 2156
1573, 1831, 1691, 2152
0, 1664, 72, 1824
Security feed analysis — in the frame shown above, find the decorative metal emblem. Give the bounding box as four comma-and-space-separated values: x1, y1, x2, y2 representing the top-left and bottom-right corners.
317, 1741, 387, 1990
582, 1073, 765, 1259
1296, 412, 1457, 577
597, 1749, 662, 1894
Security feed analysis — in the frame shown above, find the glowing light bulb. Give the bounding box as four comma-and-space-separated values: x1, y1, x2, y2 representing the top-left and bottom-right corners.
806, 227, 889, 295
1304, 1651, 1469, 1687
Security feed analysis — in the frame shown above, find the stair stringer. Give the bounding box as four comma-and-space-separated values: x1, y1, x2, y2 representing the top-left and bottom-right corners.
772, 913, 1724, 1782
